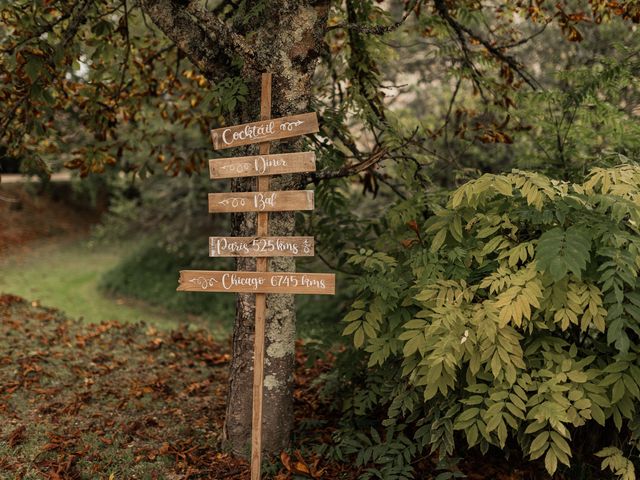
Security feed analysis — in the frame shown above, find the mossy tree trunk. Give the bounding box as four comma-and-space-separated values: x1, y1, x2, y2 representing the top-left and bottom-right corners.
142, 0, 330, 456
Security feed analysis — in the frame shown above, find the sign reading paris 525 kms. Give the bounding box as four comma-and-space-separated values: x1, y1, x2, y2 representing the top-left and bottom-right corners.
209, 236, 315, 257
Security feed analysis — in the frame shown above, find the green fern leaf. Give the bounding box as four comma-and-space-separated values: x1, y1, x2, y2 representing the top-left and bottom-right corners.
536, 226, 591, 281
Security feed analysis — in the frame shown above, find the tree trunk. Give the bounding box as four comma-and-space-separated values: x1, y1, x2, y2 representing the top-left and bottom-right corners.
142, 0, 329, 457
223, 2, 330, 457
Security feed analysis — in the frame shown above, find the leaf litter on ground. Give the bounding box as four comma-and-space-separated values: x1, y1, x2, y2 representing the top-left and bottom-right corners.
0, 294, 548, 480
0, 294, 245, 480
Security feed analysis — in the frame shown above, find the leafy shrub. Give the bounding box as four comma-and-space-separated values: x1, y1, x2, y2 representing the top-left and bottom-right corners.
99, 240, 235, 321
336, 165, 640, 478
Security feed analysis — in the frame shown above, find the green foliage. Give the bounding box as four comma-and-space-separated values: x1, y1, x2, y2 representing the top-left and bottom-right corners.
597, 447, 637, 480
204, 76, 249, 115
99, 240, 235, 322
335, 164, 640, 478
511, 52, 640, 180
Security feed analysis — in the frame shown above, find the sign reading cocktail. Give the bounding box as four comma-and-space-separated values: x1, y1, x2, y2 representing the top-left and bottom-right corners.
210, 112, 318, 150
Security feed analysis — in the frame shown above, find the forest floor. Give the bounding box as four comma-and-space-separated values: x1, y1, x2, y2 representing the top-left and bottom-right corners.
0, 294, 347, 480
0, 185, 352, 480
0, 186, 549, 480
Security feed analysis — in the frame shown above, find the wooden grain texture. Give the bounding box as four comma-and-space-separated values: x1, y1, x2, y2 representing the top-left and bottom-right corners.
177, 270, 336, 295
209, 236, 315, 257
208, 190, 314, 213
210, 112, 319, 150
252, 72, 271, 480
209, 152, 316, 179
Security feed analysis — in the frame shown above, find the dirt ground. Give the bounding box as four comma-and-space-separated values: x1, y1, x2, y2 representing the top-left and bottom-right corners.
0, 183, 97, 258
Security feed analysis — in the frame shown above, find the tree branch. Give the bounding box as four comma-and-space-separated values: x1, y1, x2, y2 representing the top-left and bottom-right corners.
497, 23, 550, 50
61, 0, 95, 48
311, 145, 388, 182
310, 129, 420, 183
114, 0, 131, 103
328, 0, 420, 35
139, 0, 235, 82
185, 2, 255, 65
434, 0, 540, 90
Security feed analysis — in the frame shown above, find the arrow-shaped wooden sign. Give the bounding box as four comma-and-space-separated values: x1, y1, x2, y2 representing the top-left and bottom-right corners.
178, 270, 335, 295
210, 152, 316, 179
208, 190, 314, 213
209, 236, 314, 257
210, 112, 319, 150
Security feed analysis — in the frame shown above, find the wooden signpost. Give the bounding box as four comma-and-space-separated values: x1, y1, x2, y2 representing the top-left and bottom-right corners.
209, 152, 316, 179
177, 73, 335, 480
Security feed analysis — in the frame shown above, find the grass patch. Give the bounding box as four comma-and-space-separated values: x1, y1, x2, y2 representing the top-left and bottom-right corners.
0, 239, 185, 331
99, 242, 236, 320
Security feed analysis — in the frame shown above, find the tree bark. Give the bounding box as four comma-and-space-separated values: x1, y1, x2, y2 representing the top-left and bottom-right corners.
224, 2, 330, 457
142, 0, 330, 458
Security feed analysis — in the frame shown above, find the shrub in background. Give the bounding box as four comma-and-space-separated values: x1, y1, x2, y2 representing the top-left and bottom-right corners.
333, 165, 640, 479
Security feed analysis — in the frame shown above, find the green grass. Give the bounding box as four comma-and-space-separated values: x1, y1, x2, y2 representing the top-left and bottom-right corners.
0, 239, 200, 331
99, 242, 236, 320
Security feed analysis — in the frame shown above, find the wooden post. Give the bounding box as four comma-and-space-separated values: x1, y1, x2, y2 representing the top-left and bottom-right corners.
252, 72, 271, 480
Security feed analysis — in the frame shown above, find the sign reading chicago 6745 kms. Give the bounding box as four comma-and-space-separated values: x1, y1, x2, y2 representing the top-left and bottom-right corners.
178, 270, 335, 295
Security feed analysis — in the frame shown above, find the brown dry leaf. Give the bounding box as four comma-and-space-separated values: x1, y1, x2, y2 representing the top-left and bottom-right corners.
293, 461, 311, 475
31, 387, 60, 395
290, 450, 314, 477
199, 352, 231, 365
5, 381, 20, 394
401, 238, 418, 248
280, 451, 292, 472
7, 425, 26, 447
